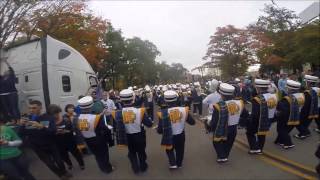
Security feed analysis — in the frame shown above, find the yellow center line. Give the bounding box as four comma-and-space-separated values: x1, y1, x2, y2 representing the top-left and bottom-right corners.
235, 138, 316, 173
234, 142, 317, 180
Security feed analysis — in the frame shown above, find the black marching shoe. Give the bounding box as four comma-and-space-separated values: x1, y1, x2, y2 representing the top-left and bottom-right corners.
283, 144, 295, 149
294, 134, 310, 140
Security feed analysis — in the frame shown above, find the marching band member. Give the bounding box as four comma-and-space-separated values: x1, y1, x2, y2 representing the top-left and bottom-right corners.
205, 83, 248, 163
191, 82, 203, 116
157, 85, 168, 109
142, 85, 154, 120
112, 89, 153, 174
178, 85, 191, 108
157, 90, 195, 169
245, 79, 278, 154
133, 86, 143, 107
275, 80, 303, 149
77, 96, 114, 173
295, 75, 319, 139
202, 79, 221, 124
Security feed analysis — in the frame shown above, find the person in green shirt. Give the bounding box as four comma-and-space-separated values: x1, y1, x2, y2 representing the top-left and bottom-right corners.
0, 112, 35, 180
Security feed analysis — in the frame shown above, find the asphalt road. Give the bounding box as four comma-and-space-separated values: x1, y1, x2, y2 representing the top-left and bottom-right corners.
25, 104, 319, 180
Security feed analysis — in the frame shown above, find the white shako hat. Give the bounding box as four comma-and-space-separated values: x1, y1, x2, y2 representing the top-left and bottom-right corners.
255, 79, 270, 88
218, 83, 235, 96
164, 90, 178, 102
286, 80, 301, 90
78, 96, 93, 109
304, 75, 319, 83
128, 86, 133, 90
210, 79, 219, 91
120, 89, 134, 101
145, 85, 151, 92
162, 85, 168, 91
194, 81, 200, 87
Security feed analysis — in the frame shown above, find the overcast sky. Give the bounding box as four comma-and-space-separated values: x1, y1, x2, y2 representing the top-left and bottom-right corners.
88, 0, 315, 74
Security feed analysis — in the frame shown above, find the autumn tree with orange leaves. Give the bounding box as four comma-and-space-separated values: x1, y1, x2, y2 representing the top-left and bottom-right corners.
18, 1, 108, 70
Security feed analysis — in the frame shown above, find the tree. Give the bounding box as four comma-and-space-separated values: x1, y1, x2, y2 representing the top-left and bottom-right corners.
124, 37, 160, 86
254, 4, 300, 34
249, 3, 302, 73
100, 30, 162, 89
0, 0, 39, 49
18, 1, 108, 70
100, 24, 127, 89
204, 25, 255, 79
286, 21, 320, 67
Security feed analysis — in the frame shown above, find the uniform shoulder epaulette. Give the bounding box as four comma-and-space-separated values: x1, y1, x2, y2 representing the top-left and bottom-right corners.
94, 115, 101, 128
253, 96, 261, 104
283, 96, 291, 103
157, 111, 162, 119
213, 103, 220, 111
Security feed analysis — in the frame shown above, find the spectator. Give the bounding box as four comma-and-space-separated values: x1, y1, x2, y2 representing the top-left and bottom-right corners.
0, 60, 20, 122
191, 83, 203, 116
53, 104, 85, 170
90, 91, 104, 114
278, 74, 287, 96
0, 112, 35, 180
20, 101, 71, 180
101, 91, 116, 116
63, 104, 87, 153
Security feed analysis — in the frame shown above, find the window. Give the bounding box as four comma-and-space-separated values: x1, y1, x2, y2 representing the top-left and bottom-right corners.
89, 76, 98, 88
62, 75, 71, 92
25, 75, 28, 82
58, 49, 71, 60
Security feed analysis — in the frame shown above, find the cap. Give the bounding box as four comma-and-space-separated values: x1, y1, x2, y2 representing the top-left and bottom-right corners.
78, 96, 93, 109
255, 79, 270, 88
145, 85, 151, 92
304, 75, 319, 83
286, 80, 301, 90
120, 89, 134, 101
218, 83, 235, 96
164, 90, 178, 102
210, 79, 219, 92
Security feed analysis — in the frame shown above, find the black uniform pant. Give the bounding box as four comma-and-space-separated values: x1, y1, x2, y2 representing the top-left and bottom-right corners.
275, 120, 294, 146
193, 103, 202, 115
85, 137, 112, 173
146, 103, 154, 120
127, 131, 148, 173
166, 132, 185, 167
296, 117, 312, 136
33, 144, 67, 177
213, 125, 237, 159
246, 123, 266, 151
316, 117, 320, 129
57, 136, 84, 167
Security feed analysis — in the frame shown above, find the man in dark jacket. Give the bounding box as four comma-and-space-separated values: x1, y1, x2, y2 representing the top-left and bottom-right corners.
20, 100, 71, 179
